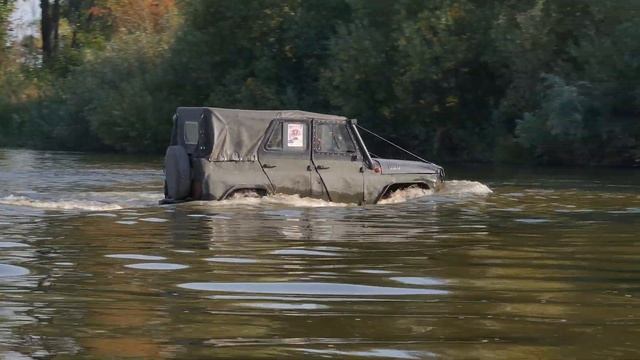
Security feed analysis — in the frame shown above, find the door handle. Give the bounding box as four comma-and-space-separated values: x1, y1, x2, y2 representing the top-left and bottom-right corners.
316, 165, 330, 170
262, 163, 277, 169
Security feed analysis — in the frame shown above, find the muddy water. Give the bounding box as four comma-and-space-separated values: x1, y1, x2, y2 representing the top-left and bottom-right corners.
0, 148, 639, 359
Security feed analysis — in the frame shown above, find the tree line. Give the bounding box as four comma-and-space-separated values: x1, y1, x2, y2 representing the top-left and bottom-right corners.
0, 0, 638, 166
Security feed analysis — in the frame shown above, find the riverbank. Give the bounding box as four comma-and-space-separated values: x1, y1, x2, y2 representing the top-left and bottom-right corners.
2, 2, 639, 166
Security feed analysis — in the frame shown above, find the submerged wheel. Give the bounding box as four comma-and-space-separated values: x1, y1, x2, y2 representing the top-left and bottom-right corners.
164, 145, 191, 200
224, 188, 268, 200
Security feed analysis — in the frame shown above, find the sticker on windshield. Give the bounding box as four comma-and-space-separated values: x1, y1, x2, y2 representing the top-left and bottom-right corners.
287, 123, 304, 147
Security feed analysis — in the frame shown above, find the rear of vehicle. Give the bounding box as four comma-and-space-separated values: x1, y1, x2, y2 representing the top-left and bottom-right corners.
162, 107, 214, 203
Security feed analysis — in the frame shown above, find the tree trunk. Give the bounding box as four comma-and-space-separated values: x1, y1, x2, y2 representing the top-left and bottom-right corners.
40, 0, 60, 64
53, 0, 60, 52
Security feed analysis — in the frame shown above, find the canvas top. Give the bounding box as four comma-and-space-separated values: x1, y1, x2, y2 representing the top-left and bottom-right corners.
173, 107, 348, 161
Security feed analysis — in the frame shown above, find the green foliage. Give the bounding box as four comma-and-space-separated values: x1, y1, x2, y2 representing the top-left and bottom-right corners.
0, 0, 638, 165
58, 34, 174, 152
515, 75, 588, 163
168, 0, 350, 110
322, 0, 502, 161
513, 13, 640, 166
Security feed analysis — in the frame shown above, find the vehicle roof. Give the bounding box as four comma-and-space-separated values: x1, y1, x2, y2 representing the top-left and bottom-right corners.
175, 107, 348, 161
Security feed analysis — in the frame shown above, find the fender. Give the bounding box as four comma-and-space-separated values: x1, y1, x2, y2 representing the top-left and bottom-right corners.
220, 185, 271, 200
375, 181, 431, 204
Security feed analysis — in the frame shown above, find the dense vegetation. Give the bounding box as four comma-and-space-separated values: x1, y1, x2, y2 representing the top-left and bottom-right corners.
0, 0, 639, 166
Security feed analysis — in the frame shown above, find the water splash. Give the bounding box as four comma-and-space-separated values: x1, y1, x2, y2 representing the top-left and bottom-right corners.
0, 195, 122, 211
0, 181, 491, 211
0, 191, 162, 211
376, 180, 492, 205
378, 186, 434, 204
204, 193, 351, 208
439, 180, 493, 196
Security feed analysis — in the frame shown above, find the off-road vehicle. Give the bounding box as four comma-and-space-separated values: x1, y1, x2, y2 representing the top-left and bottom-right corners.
163, 107, 444, 204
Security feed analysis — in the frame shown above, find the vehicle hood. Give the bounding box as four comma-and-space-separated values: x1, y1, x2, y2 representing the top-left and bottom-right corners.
374, 158, 443, 176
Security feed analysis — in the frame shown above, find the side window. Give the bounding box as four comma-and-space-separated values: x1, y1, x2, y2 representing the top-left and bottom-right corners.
265, 121, 307, 152
266, 122, 283, 150
285, 122, 306, 151
314, 122, 357, 154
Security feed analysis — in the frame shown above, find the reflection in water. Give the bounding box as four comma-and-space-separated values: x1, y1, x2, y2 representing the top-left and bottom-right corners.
178, 282, 448, 296
204, 257, 259, 264
125, 262, 189, 270
298, 348, 431, 359
0, 149, 640, 359
0, 264, 29, 277
105, 254, 167, 261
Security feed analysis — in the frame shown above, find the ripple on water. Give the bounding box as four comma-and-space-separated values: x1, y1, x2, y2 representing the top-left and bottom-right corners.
297, 348, 429, 359
204, 257, 258, 264
139, 217, 168, 223
177, 282, 448, 295
125, 263, 189, 270
355, 269, 395, 274
86, 213, 117, 217
238, 302, 329, 310
271, 249, 340, 256
390, 277, 446, 286
515, 218, 552, 224
0, 264, 30, 277
105, 254, 167, 261
115, 220, 138, 225
0, 242, 30, 248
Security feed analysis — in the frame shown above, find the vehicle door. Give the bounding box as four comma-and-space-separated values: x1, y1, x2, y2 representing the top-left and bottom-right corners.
312, 120, 365, 204
258, 119, 312, 197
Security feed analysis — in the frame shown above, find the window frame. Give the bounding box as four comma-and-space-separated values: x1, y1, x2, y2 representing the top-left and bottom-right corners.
265, 121, 284, 151
312, 120, 360, 158
183, 120, 200, 145
262, 119, 309, 154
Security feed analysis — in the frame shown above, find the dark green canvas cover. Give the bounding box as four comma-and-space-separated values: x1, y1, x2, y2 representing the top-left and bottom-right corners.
176, 107, 347, 161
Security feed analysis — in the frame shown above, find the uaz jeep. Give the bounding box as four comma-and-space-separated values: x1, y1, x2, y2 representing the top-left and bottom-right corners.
163, 107, 444, 204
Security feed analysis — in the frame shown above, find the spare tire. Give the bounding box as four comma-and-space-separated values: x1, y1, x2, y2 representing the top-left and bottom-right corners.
164, 145, 191, 200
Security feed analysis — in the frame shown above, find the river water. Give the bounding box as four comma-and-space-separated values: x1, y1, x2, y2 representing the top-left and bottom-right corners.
0, 148, 639, 359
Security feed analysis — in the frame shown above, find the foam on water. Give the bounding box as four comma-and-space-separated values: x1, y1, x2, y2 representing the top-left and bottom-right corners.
0, 181, 490, 211
377, 187, 434, 204
439, 180, 493, 196
0, 191, 162, 212
206, 193, 352, 208
202, 180, 491, 208
377, 180, 492, 204
0, 195, 122, 211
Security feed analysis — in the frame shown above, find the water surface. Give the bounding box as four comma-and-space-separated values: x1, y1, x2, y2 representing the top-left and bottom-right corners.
0, 148, 639, 359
